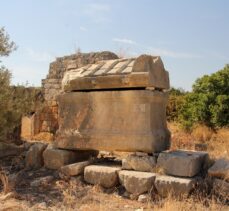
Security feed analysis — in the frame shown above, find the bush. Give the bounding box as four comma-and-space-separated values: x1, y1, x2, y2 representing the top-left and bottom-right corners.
179, 65, 229, 129
166, 88, 186, 122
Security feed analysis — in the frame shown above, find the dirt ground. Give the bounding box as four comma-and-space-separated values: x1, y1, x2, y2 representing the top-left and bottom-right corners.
0, 123, 228, 210
0, 154, 228, 211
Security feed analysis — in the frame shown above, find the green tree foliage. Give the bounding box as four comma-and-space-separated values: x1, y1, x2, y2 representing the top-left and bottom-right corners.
179, 65, 229, 129
166, 87, 186, 121
0, 27, 16, 58
0, 27, 42, 141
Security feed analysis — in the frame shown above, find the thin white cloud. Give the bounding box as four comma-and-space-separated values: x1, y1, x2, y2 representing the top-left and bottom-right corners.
112, 38, 202, 59
113, 38, 136, 45
79, 26, 87, 31
147, 47, 203, 59
25, 48, 54, 62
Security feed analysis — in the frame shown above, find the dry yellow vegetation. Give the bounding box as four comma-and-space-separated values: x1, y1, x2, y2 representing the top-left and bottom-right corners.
169, 122, 229, 159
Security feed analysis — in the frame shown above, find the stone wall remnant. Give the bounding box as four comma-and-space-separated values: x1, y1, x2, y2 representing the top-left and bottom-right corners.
21, 51, 118, 141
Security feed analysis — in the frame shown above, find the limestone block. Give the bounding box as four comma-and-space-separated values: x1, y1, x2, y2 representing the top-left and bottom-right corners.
122, 159, 132, 170
55, 90, 170, 153
84, 165, 121, 188
155, 175, 196, 197
43, 146, 98, 170
122, 154, 156, 172
0, 142, 24, 158
63, 55, 170, 91
118, 170, 156, 195
138, 194, 148, 203
213, 178, 229, 200
21, 114, 40, 140
60, 160, 92, 176
157, 150, 208, 177
25, 143, 47, 169
208, 158, 229, 180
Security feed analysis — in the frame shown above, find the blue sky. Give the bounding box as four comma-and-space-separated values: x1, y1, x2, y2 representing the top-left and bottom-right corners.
1, 0, 228, 90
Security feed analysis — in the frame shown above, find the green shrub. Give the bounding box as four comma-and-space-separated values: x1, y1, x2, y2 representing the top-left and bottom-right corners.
179, 65, 229, 129
166, 88, 186, 122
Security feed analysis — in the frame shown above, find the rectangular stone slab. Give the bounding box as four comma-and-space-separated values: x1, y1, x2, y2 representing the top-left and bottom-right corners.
55, 90, 170, 153
62, 55, 170, 91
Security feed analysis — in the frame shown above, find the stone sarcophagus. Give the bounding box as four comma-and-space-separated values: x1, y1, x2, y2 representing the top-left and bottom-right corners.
55, 55, 170, 153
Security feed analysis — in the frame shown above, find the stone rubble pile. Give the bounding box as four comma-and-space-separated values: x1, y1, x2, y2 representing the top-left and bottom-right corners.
23, 142, 228, 201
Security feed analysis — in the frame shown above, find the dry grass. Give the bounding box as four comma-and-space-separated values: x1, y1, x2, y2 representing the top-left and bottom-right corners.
168, 122, 229, 159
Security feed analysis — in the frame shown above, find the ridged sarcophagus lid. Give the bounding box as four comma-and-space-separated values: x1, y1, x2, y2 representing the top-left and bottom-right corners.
55, 54, 171, 153
62, 55, 170, 91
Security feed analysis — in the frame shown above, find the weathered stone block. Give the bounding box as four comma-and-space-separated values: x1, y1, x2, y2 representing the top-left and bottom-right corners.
0, 142, 24, 158
119, 170, 156, 195
157, 150, 208, 177
21, 114, 40, 140
84, 165, 121, 188
42, 51, 118, 103
25, 143, 47, 169
63, 55, 170, 91
55, 90, 170, 153
122, 154, 156, 172
208, 158, 229, 180
43, 146, 97, 170
60, 160, 92, 176
155, 175, 196, 197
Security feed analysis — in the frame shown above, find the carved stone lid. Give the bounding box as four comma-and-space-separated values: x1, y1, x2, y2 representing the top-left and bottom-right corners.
62, 55, 170, 91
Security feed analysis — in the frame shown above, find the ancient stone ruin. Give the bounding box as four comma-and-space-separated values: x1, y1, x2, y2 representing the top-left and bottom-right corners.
21, 51, 118, 141
56, 55, 170, 152
19, 51, 228, 201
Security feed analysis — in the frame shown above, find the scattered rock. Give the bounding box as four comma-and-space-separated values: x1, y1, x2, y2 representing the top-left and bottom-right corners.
119, 170, 156, 195
213, 178, 229, 200
60, 160, 93, 176
34, 202, 47, 210
84, 165, 121, 188
157, 150, 208, 177
25, 143, 47, 169
122, 154, 156, 172
208, 158, 229, 181
155, 175, 196, 197
43, 145, 97, 169
122, 191, 130, 198
30, 176, 54, 187
138, 194, 148, 203
0, 142, 24, 158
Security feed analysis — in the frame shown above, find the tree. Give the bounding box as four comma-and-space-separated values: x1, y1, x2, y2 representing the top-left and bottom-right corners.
179, 65, 229, 129
0, 27, 16, 140
166, 87, 186, 122
0, 27, 16, 57
0, 27, 42, 141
